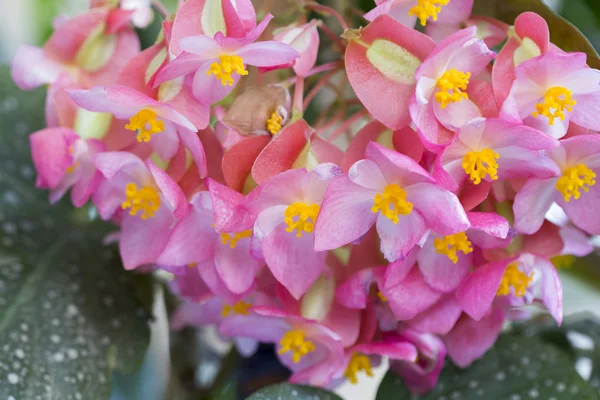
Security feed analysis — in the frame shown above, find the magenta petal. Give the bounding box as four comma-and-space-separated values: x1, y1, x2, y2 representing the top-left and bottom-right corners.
354, 341, 418, 362
30, 128, 77, 189
377, 212, 427, 262
407, 183, 470, 234
365, 141, 435, 186
407, 295, 462, 335
513, 178, 557, 234
146, 159, 187, 216
534, 256, 563, 324
455, 259, 511, 321
235, 41, 300, 67
314, 177, 378, 251
418, 235, 471, 293
559, 177, 600, 235
336, 267, 382, 309
214, 239, 261, 294
444, 310, 505, 368
467, 211, 509, 238
262, 225, 326, 299
119, 203, 176, 269
178, 127, 208, 178
384, 268, 442, 320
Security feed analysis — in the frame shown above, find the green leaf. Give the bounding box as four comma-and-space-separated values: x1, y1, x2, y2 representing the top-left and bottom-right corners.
473, 0, 600, 69
246, 383, 343, 400
0, 66, 151, 398
376, 334, 598, 400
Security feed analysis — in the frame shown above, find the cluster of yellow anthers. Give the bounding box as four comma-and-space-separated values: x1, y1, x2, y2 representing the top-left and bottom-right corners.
220, 229, 253, 249
285, 203, 321, 237
434, 232, 473, 264
207, 55, 249, 86
462, 148, 500, 185
435, 68, 471, 109
121, 183, 160, 220
409, 0, 451, 26
221, 301, 252, 317
372, 184, 414, 224
532, 86, 577, 126
279, 330, 316, 363
555, 163, 596, 202
344, 353, 374, 385
266, 111, 283, 135
497, 262, 533, 297
126, 109, 164, 143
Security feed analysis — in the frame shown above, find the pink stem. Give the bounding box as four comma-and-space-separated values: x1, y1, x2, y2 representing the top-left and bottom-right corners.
303, 69, 339, 110
152, 0, 170, 18
293, 76, 305, 115
304, 2, 350, 31
327, 109, 369, 142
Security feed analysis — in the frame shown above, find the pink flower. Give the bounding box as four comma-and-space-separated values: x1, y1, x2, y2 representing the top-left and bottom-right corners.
156, 191, 263, 300
272, 20, 320, 77
501, 52, 600, 139
427, 17, 508, 49
416, 212, 509, 293
93, 152, 188, 269
513, 134, 600, 235
69, 85, 208, 177
315, 142, 470, 262
170, 0, 258, 55
219, 306, 346, 387
11, 8, 139, 90
154, 14, 300, 105
455, 253, 563, 325
365, 0, 473, 28
30, 128, 105, 207
390, 329, 446, 395
409, 27, 495, 151
436, 118, 559, 192
245, 164, 341, 299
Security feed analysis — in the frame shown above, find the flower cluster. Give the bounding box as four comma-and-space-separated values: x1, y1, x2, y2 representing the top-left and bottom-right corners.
13, 0, 600, 393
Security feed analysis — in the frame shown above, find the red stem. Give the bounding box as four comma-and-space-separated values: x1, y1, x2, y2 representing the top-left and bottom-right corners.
303, 69, 339, 110
293, 76, 305, 115
327, 109, 369, 142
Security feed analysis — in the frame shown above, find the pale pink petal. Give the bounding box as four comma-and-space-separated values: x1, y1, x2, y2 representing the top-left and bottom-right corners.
407, 295, 462, 335
348, 159, 387, 191
383, 268, 442, 320
559, 177, 600, 235
513, 178, 558, 234
365, 142, 435, 186
214, 238, 262, 294
234, 41, 299, 67
30, 128, 77, 189
418, 235, 472, 292
11, 45, 63, 90
377, 212, 427, 261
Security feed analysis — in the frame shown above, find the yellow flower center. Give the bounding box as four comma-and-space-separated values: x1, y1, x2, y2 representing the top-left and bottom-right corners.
221, 300, 252, 317
121, 183, 161, 220
433, 232, 473, 264
372, 184, 414, 224
551, 254, 576, 269
532, 86, 577, 126
344, 353, 374, 385
220, 229, 253, 248
266, 111, 283, 135
125, 109, 164, 143
555, 163, 596, 202
278, 330, 316, 363
376, 291, 388, 302
497, 262, 533, 297
435, 68, 471, 109
207, 54, 248, 86
462, 148, 500, 185
284, 203, 320, 237
409, 0, 450, 26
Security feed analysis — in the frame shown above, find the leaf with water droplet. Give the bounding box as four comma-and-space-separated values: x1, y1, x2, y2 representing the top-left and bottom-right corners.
246, 383, 343, 400
0, 66, 151, 399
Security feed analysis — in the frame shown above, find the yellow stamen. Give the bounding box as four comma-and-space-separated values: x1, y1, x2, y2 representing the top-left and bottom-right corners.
207, 54, 248, 86
372, 184, 413, 224
344, 353, 374, 385
125, 109, 164, 143
278, 330, 316, 363
551, 254, 576, 269
220, 229, 253, 248
462, 148, 500, 185
66, 162, 80, 174
376, 291, 388, 302
532, 87, 576, 126
435, 68, 471, 108
221, 300, 252, 317
284, 203, 320, 237
187, 262, 197, 268
497, 262, 533, 297
121, 183, 160, 220
409, 0, 451, 26
266, 111, 283, 135
433, 232, 473, 264
555, 163, 596, 202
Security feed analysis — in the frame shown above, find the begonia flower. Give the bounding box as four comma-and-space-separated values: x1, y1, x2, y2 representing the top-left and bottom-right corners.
365, 0, 473, 28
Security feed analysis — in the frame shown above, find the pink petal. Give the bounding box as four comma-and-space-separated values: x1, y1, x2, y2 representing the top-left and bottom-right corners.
30, 128, 77, 189
235, 41, 300, 67
45, 9, 107, 62
345, 15, 435, 130
407, 295, 462, 335
222, 135, 270, 192
11, 45, 64, 90
559, 176, 600, 235
444, 310, 505, 367
455, 259, 511, 321
153, 53, 209, 87
178, 127, 208, 178
146, 159, 187, 216
383, 267, 442, 320
418, 235, 472, 292
365, 141, 435, 186
377, 212, 427, 261
214, 238, 262, 294
467, 211, 509, 238
513, 178, 558, 234
341, 121, 388, 172
313, 177, 378, 251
